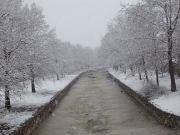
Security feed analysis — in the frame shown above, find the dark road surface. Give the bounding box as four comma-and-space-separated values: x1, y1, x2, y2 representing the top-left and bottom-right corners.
33, 70, 178, 135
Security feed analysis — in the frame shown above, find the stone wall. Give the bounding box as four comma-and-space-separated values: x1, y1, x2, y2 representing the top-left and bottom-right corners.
109, 72, 180, 130
10, 72, 85, 135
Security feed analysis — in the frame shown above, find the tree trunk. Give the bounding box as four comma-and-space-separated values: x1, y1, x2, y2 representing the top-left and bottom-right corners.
30, 66, 36, 93
161, 68, 164, 77
168, 57, 177, 92
144, 69, 149, 82
123, 67, 126, 74
5, 85, 11, 109
31, 77, 36, 93
168, 33, 177, 92
138, 68, 142, 80
142, 56, 149, 82
155, 69, 159, 86
57, 74, 59, 80
130, 66, 135, 76
4, 51, 11, 108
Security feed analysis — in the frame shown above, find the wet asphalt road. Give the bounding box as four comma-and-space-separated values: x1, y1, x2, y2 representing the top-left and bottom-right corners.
33, 70, 178, 135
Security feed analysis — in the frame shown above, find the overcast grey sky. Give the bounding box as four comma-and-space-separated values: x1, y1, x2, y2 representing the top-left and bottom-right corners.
23, 0, 137, 48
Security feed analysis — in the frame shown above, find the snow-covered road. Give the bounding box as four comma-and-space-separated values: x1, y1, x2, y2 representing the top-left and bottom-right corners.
33, 70, 177, 135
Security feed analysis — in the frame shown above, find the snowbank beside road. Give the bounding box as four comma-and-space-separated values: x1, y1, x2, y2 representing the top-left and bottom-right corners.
108, 68, 180, 116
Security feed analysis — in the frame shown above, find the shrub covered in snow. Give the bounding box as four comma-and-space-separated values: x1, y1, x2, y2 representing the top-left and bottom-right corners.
141, 81, 168, 101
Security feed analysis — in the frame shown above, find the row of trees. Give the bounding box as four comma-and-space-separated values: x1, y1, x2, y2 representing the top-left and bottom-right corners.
99, 0, 180, 92
0, 0, 98, 108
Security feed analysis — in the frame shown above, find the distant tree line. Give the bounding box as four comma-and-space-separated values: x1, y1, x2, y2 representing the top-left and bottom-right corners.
98, 0, 180, 92
0, 0, 98, 108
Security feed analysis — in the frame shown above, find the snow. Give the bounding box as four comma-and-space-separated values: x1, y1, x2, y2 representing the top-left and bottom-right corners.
109, 69, 144, 93
0, 71, 83, 135
11, 74, 79, 107
108, 68, 180, 116
151, 93, 180, 115
0, 110, 34, 134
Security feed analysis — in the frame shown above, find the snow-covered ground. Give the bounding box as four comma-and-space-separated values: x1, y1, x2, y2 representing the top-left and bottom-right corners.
108, 68, 180, 116
0, 71, 83, 135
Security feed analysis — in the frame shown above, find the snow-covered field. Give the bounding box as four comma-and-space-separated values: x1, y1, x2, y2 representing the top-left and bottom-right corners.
0, 71, 83, 135
108, 68, 180, 116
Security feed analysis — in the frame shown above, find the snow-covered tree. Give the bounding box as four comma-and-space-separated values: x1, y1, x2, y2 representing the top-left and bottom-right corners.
0, 0, 33, 108
99, 0, 180, 92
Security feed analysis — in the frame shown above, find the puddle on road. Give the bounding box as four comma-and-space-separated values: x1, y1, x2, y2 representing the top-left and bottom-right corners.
88, 76, 97, 79
84, 73, 97, 79
86, 113, 108, 133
